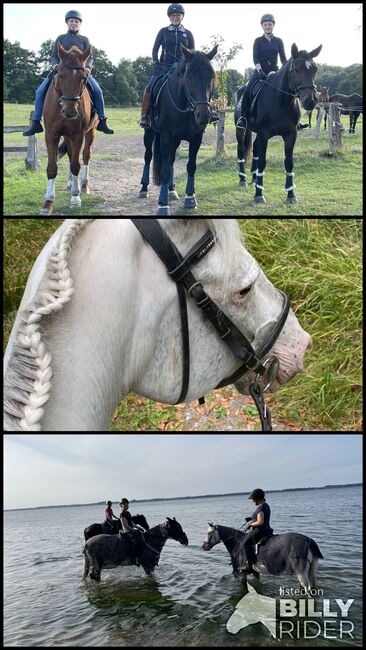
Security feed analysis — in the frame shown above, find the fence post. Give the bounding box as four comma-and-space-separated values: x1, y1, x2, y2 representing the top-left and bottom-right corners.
216, 110, 226, 165
313, 103, 324, 138
25, 111, 40, 171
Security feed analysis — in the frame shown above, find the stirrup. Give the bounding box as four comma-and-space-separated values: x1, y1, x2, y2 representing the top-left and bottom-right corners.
139, 115, 151, 128
236, 115, 247, 129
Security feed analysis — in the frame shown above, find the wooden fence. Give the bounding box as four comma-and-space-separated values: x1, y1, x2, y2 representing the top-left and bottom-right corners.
3, 110, 40, 170
215, 103, 343, 160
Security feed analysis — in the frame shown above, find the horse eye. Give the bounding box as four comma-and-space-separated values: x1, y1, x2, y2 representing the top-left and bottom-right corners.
240, 287, 251, 297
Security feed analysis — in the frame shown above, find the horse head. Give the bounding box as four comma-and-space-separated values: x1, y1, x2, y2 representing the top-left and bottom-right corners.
202, 523, 220, 551
289, 43, 322, 111
56, 43, 91, 118
166, 516, 188, 545
181, 44, 218, 126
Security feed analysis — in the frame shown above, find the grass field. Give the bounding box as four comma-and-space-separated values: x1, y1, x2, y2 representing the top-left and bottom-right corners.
4, 103, 363, 216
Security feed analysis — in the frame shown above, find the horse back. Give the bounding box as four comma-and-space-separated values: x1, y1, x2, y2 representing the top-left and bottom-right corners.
83, 533, 131, 568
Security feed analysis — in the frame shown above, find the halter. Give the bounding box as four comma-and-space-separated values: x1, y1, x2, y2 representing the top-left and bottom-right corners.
131, 219, 291, 431
54, 62, 88, 103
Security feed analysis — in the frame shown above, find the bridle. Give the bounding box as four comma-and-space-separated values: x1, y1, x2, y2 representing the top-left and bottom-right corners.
53, 62, 88, 105
131, 219, 291, 431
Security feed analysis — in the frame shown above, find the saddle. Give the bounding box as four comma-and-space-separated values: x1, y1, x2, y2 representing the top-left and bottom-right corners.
254, 532, 274, 555
150, 73, 170, 122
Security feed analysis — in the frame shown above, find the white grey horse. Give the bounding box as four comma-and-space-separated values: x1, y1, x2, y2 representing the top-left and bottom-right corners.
4, 219, 311, 431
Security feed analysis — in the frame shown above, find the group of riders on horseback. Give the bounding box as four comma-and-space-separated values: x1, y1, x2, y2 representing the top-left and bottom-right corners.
24, 5, 310, 139
97, 488, 272, 574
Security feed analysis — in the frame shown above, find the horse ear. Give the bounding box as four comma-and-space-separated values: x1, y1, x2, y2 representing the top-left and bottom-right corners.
208, 522, 214, 527
207, 44, 219, 60
291, 43, 299, 59
309, 44, 322, 59
58, 42, 67, 58
166, 516, 172, 522
181, 44, 194, 61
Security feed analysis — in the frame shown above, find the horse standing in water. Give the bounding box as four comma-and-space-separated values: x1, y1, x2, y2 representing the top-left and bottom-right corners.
234, 43, 322, 204
139, 45, 218, 215
40, 43, 99, 215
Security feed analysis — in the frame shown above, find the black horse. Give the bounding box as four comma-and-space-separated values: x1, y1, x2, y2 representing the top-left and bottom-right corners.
139, 44, 218, 215
234, 43, 322, 204
202, 524, 323, 597
328, 93, 363, 133
84, 514, 149, 541
83, 517, 188, 581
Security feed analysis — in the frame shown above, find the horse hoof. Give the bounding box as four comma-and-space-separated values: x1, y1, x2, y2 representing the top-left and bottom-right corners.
156, 206, 171, 215
70, 197, 81, 208
255, 196, 266, 204
239, 180, 247, 188
139, 190, 149, 198
287, 196, 298, 204
184, 195, 197, 209
169, 190, 179, 201
39, 202, 53, 215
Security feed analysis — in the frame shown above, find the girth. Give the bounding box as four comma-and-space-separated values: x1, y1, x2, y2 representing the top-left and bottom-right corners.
131, 219, 291, 431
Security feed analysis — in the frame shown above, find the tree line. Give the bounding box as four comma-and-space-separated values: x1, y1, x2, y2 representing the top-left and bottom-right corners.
4, 38, 363, 108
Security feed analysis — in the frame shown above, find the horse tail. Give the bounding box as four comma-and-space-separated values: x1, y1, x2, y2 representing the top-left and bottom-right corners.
153, 133, 161, 186
309, 538, 323, 559
244, 128, 252, 158
58, 140, 68, 159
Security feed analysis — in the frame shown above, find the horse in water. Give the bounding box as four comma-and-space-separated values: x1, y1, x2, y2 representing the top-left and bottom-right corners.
139, 45, 218, 215
83, 517, 188, 581
40, 43, 98, 215
327, 93, 363, 133
202, 523, 323, 597
234, 43, 322, 204
84, 514, 149, 541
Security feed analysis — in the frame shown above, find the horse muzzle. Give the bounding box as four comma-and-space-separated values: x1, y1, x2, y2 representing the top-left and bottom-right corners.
202, 542, 210, 551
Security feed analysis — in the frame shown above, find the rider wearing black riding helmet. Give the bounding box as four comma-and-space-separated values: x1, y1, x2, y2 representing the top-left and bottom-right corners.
139, 3, 195, 127
239, 14, 309, 130
241, 488, 273, 573
23, 9, 113, 136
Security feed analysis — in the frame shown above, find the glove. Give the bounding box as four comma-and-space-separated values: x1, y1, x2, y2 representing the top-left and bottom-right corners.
245, 517, 252, 522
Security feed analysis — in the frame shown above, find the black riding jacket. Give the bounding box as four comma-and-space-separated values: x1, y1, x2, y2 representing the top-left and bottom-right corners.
253, 34, 287, 73
152, 25, 195, 66
51, 30, 93, 69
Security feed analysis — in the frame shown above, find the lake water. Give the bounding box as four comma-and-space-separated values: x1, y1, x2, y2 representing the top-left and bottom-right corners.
4, 486, 362, 646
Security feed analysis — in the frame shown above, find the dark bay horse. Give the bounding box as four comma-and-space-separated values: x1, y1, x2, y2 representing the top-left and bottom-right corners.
83, 517, 188, 581
234, 43, 322, 204
327, 93, 363, 133
84, 514, 149, 541
203, 524, 323, 597
40, 43, 99, 215
139, 45, 218, 215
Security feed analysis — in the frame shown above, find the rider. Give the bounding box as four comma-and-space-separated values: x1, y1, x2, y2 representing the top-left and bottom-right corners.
104, 500, 119, 532
241, 488, 273, 573
119, 498, 145, 564
23, 10, 114, 136
139, 3, 195, 128
239, 14, 309, 130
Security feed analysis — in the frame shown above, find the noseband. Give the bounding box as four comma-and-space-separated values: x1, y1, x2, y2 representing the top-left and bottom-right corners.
131, 219, 291, 431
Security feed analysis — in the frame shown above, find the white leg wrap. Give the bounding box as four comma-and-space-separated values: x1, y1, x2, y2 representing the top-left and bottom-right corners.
44, 179, 55, 201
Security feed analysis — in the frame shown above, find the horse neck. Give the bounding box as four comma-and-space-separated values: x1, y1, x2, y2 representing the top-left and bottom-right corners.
145, 524, 168, 553
270, 61, 294, 99
218, 526, 243, 554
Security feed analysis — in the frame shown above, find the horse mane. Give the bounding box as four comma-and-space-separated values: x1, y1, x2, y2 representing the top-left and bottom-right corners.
4, 219, 94, 431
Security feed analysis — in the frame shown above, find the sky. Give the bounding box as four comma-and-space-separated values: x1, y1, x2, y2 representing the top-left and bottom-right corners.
4, 434, 362, 509
4, 3, 363, 73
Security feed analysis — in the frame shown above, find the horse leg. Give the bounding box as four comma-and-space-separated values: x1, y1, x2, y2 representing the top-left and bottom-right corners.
40, 134, 59, 215
140, 128, 154, 198
157, 132, 172, 215
169, 139, 180, 201
184, 132, 203, 209
83, 549, 90, 579
283, 130, 298, 204
90, 555, 102, 582
236, 127, 248, 187
69, 136, 83, 209
254, 131, 268, 204
81, 128, 96, 194
250, 136, 258, 185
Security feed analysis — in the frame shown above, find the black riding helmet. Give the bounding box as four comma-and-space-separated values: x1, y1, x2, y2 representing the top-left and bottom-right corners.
65, 10, 82, 23
106, 500, 112, 506
261, 14, 275, 24
249, 488, 266, 500
167, 3, 185, 16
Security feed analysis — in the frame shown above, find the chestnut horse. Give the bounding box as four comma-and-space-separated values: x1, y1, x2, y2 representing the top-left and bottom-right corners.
40, 43, 99, 215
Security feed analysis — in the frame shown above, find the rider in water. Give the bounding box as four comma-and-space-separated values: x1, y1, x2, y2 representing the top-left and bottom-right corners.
241, 488, 273, 573
119, 498, 145, 564
23, 10, 114, 137
139, 3, 195, 128
239, 14, 309, 130
104, 500, 119, 532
